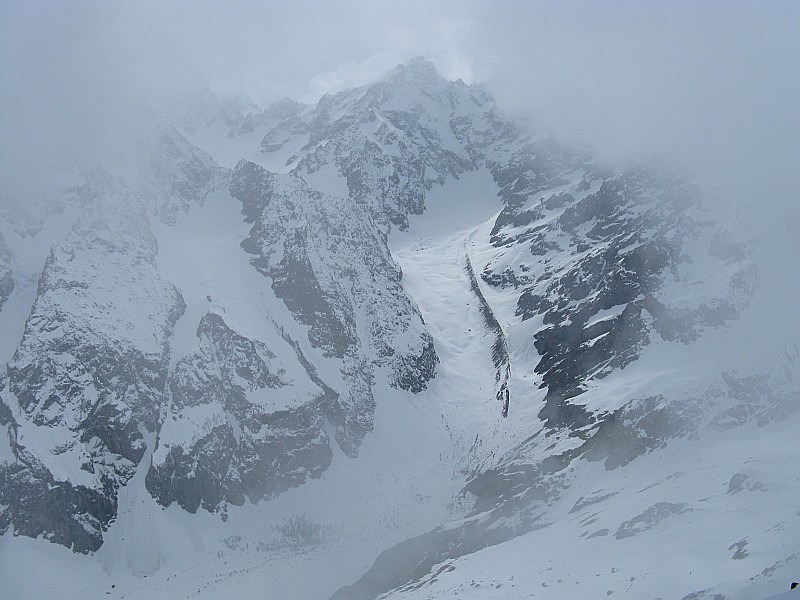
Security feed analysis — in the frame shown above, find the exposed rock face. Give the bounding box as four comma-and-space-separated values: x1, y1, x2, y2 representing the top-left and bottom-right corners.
0, 185, 185, 552
232, 96, 306, 138
485, 163, 756, 429
145, 126, 226, 226
146, 313, 335, 512
0, 232, 13, 310
231, 159, 437, 454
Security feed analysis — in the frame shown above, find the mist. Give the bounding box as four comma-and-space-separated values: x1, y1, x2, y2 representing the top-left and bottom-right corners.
2, 0, 796, 320
4, 0, 796, 303
1, 0, 796, 320
3, 1, 797, 191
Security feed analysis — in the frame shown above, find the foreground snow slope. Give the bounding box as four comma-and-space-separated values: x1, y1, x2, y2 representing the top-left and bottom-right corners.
377, 418, 800, 600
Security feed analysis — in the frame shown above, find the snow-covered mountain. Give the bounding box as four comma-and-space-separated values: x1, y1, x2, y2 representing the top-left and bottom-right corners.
0, 58, 797, 600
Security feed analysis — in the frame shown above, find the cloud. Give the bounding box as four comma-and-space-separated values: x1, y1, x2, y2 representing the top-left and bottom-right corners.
0, 1, 203, 184
468, 2, 800, 196
0, 0, 797, 364
1, 0, 797, 210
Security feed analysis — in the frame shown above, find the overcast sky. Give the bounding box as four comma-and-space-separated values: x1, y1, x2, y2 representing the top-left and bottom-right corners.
1, 0, 798, 204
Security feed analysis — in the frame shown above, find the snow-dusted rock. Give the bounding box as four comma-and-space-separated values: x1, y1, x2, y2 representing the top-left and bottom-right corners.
231, 159, 437, 454
0, 183, 184, 552
258, 58, 492, 231
146, 312, 335, 512
139, 125, 227, 226
487, 162, 757, 428
0, 231, 13, 310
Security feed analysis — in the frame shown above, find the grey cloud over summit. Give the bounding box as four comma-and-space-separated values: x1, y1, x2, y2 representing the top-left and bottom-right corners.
1, 0, 797, 206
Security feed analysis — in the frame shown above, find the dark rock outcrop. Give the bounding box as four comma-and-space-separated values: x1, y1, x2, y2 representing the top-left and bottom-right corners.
0, 232, 13, 310
231, 160, 437, 455
146, 313, 335, 512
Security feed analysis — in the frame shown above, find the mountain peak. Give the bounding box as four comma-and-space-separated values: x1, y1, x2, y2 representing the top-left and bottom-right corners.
389, 57, 442, 84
